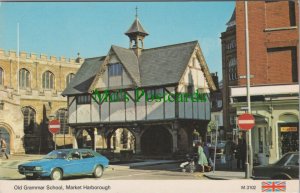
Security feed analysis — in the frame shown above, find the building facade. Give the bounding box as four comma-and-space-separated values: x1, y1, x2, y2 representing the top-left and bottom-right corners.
63, 17, 216, 155
0, 49, 82, 153
221, 9, 237, 137
222, 1, 299, 164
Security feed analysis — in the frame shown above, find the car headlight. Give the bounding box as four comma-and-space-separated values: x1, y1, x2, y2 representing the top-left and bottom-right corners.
34, 166, 43, 171
18, 166, 24, 170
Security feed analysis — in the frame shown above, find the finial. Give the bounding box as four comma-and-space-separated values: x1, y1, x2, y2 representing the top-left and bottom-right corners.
135, 6, 138, 18
77, 52, 80, 57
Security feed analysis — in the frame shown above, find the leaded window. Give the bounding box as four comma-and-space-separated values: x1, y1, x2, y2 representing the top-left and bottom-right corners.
77, 95, 91, 104
0, 67, 3, 85
66, 73, 75, 86
19, 68, 31, 89
42, 71, 54, 89
108, 63, 122, 76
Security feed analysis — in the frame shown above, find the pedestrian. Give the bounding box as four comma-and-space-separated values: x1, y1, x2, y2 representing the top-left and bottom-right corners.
236, 139, 246, 171
0, 137, 9, 159
197, 142, 208, 172
224, 138, 234, 170
203, 142, 213, 167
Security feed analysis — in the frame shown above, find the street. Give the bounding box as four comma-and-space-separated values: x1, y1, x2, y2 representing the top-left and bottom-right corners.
0, 157, 207, 180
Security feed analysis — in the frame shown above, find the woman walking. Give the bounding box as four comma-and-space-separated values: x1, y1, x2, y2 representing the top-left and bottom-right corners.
197, 142, 208, 172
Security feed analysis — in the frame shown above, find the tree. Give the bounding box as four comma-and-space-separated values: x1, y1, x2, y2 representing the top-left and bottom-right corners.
207, 120, 217, 133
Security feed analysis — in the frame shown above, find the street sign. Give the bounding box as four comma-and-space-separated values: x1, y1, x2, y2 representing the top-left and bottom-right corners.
48, 119, 60, 134
237, 113, 255, 130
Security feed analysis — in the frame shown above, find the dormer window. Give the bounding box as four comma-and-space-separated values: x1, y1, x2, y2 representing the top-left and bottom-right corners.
109, 63, 122, 77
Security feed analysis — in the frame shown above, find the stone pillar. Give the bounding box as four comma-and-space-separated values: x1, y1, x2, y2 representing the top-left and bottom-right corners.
133, 127, 141, 154
72, 128, 82, 149
93, 128, 97, 151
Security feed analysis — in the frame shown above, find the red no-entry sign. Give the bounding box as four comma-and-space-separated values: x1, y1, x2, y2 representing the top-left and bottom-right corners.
238, 113, 255, 131
48, 119, 61, 134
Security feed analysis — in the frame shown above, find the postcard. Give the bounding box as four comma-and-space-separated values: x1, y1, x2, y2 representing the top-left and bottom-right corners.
0, 1, 299, 193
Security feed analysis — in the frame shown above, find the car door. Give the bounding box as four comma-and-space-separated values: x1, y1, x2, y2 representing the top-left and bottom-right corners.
63, 150, 87, 175
79, 150, 96, 173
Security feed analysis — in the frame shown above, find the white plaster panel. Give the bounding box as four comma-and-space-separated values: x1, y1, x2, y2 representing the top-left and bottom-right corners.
68, 99, 76, 123
179, 102, 185, 118
146, 100, 164, 120
123, 70, 133, 86
126, 97, 135, 121
206, 101, 211, 120
185, 101, 193, 119
77, 104, 91, 123
110, 102, 125, 121
198, 102, 205, 120
100, 102, 109, 122
193, 101, 198, 119
91, 100, 100, 122
136, 96, 146, 120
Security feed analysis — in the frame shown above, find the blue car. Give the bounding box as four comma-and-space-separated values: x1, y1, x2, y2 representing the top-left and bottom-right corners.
18, 149, 109, 180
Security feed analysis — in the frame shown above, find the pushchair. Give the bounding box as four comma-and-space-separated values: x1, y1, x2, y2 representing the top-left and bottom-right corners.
180, 153, 198, 173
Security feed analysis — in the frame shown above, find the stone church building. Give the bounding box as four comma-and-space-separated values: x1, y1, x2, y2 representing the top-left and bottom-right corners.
63, 16, 216, 155
0, 49, 82, 154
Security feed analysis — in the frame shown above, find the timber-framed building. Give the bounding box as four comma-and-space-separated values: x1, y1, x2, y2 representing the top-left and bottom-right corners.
63, 16, 216, 155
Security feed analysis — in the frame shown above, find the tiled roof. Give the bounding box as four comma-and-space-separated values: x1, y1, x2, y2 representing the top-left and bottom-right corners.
63, 40, 216, 95
139, 41, 198, 86
62, 56, 105, 95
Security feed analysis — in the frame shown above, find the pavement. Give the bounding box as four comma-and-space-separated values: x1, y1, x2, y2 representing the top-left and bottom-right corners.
1, 154, 245, 180
204, 170, 245, 180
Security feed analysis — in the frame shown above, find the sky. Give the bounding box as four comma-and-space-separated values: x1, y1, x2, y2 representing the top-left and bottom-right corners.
0, 2, 235, 79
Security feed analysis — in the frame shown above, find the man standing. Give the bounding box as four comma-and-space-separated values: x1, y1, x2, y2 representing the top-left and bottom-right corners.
0, 137, 9, 159
224, 139, 234, 170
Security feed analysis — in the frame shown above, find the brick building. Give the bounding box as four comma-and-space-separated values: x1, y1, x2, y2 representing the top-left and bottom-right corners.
0, 50, 82, 153
222, 1, 299, 163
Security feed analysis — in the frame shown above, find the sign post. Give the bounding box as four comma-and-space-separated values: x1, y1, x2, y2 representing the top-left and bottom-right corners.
238, 113, 255, 178
213, 121, 218, 173
48, 120, 61, 150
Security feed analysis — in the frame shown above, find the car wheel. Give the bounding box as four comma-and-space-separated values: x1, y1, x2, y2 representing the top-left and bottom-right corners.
93, 165, 103, 178
50, 168, 63, 180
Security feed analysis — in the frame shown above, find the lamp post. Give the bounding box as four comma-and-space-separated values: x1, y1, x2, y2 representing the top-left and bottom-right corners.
244, 1, 253, 179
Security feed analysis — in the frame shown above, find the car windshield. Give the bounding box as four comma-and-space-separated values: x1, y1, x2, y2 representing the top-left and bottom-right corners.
44, 150, 69, 159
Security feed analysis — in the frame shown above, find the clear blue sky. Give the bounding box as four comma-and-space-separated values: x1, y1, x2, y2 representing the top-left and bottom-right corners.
0, 2, 234, 79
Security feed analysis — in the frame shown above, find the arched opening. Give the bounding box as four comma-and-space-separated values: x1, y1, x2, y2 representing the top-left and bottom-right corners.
77, 129, 92, 148
21, 106, 37, 153
141, 127, 172, 155
108, 128, 135, 152
0, 127, 10, 154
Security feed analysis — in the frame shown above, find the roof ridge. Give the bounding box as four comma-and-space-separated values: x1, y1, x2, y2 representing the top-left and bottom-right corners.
85, 56, 106, 60
143, 40, 198, 52
111, 45, 131, 51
